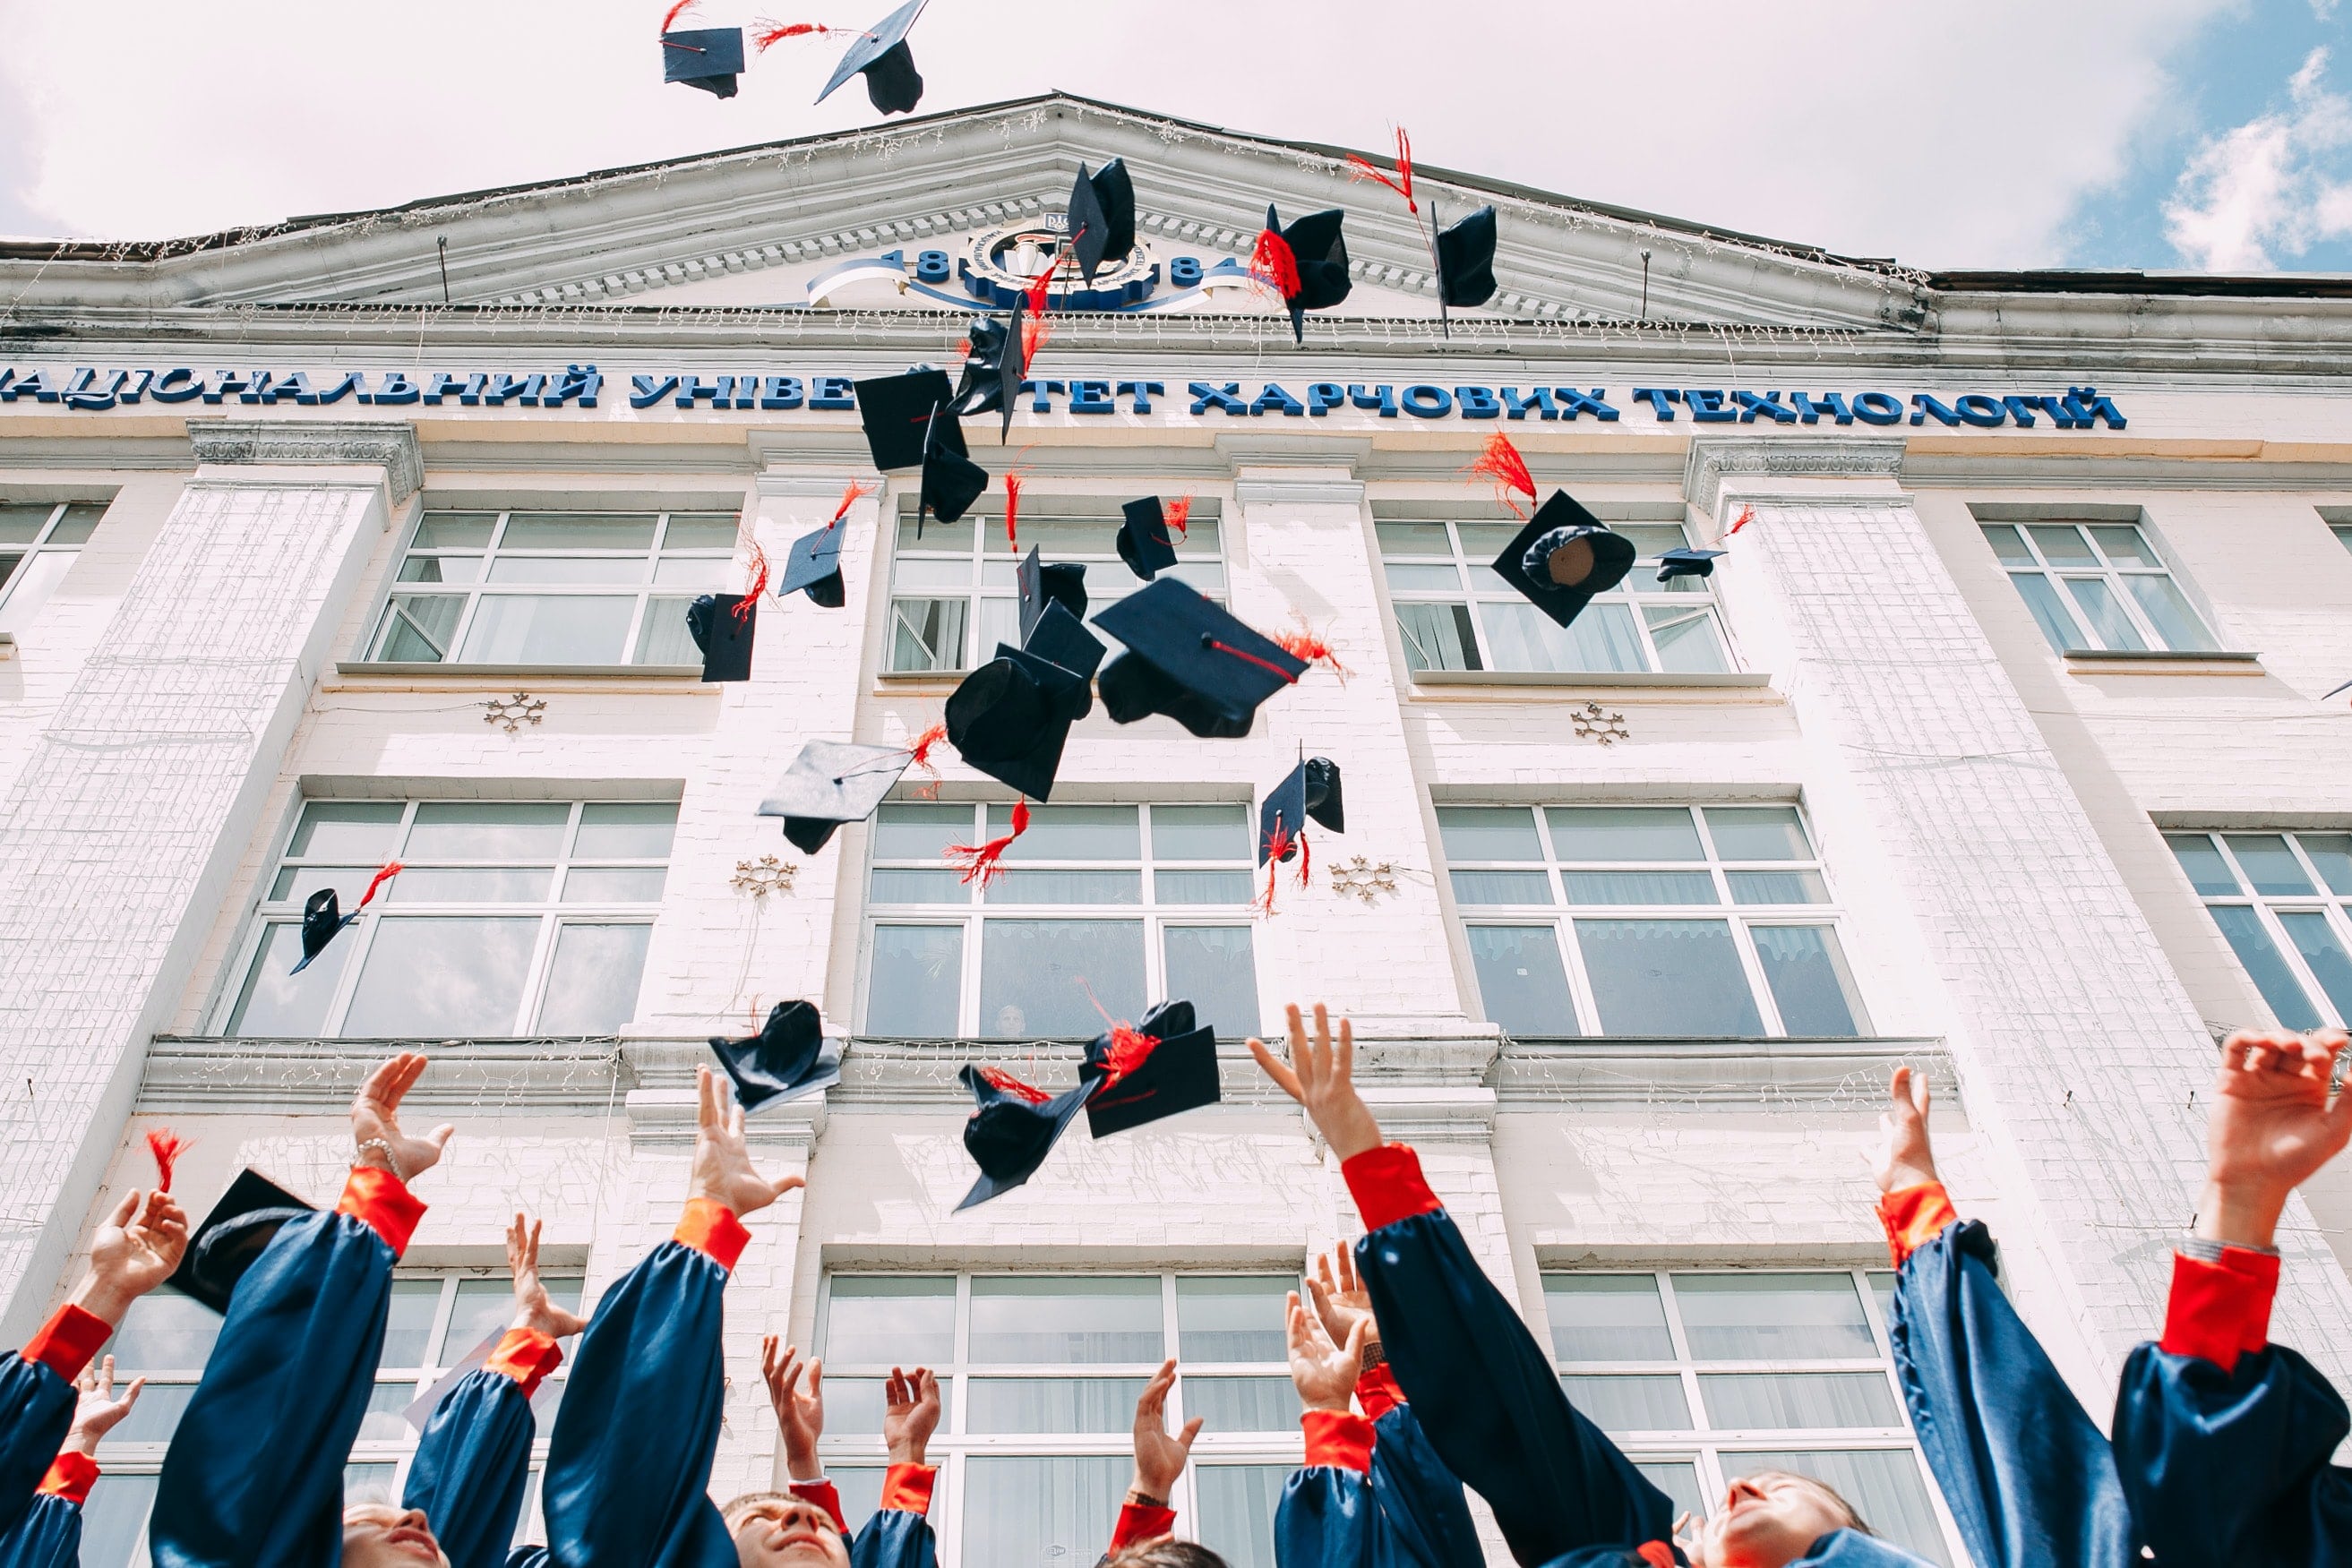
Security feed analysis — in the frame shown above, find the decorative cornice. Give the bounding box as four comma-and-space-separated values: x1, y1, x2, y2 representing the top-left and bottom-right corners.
187, 418, 424, 502
139, 1038, 631, 1111
1490, 1036, 1952, 1108
1681, 433, 1907, 518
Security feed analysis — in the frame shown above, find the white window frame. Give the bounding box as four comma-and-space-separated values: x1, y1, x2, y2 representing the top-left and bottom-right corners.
2167, 828, 2352, 1030
1979, 518, 2219, 655
0, 500, 106, 631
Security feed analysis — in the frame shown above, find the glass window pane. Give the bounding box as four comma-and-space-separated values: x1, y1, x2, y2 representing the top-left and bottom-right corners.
870, 870, 970, 904
968, 1277, 1162, 1363
1375, 522, 1453, 557
2208, 905, 2323, 1030
2122, 574, 2219, 653
1575, 920, 1763, 1036
289, 801, 405, 860
55, 502, 107, 538
1163, 926, 1259, 1038
966, 1377, 1146, 1433
387, 867, 554, 903
1728, 870, 1830, 905
864, 926, 963, 1036
2060, 577, 2145, 652
1450, 870, 1555, 905
0, 504, 48, 544
2226, 835, 2315, 895
81, 1473, 158, 1568
1468, 600, 1579, 673
1437, 807, 1544, 861
1548, 808, 1705, 862
562, 867, 667, 903
342, 917, 541, 1036
889, 597, 967, 672
2088, 525, 2160, 566
1544, 1275, 1674, 1361
983, 870, 1143, 904
663, 515, 743, 549
1700, 1372, 1899, 1430
1558, 603, 1651, 674
2279, 913, 2352, 1022
0, 551, 73, 630
357, 1381, 419, 1441
1177, 1277, 1292, 1361
574, 802, 677, 858
874, 804, 975, 861
1634, 1462, 1706, 1526
1195, 1465, 1290, 1568
2026, 525, 2097, 564
1185, 1376, 1296, 1431
485, 556, 648, 585
1704, 807, 1812, 861
1644, 604, 1730, 673
415, 513, 497, 548
1395, 603, 1481, 673
977, 921, 1146, 1038
822, 1277, 956, 1364
651, 557, 728, 588
273, 865, 380, 903
1674, 1273, 1875, 1359
399, 555, 476, 584
991, 805, 1141, 861
819, 1376, 958, 1437
635, 597, 701, 665
2167, 834, 2239, 895
2297, 833, 2352, 895
1561, 871, 1719, 905
373, 595, 463, 662
380, 1279, 445, 1367
1465, 926, 1578, 1038
2009, 572, 2082, 654
961, 1459, 1130, 1568
501, 514, 658, 550
1158, 870, 1257, 904
1151, 805, 1250, 861
1561, 1374, 1692, 1434
1979, 524, 2033, 565
227, 923, 347, 1037
821, 1466, 886, 1533
407, 803, 569, 860
898, 511, 974, 552
1752, 926, 1866, 1037
439, 1278, 554, 1364
1726, 1452, 1950, 1567
457, 595, 635, 664
536, 924, 650, 1033
107, 1288, 219, 1369
108, 1379, 195, 1443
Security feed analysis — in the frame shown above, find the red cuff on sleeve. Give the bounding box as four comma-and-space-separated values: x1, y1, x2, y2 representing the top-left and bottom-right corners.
1355, 1362, 1403, 1423
879, 1462, 936, 1517
1301, 1409, 1375, 1473
673, 1198, 751, 1273
1876, 1181, 1961, 1270
485, 1327, 563, 1397
1635, 1544, 1677, 1568
337, 1166, 427, 1258
788, 1479, 847, 1535
1111, 1501, 1178, 1552
21, 1305, 110, 1383
37, 1452, 97, 1506
2161, 1247, 2281, 1373
1341, 1144, 1443, 1234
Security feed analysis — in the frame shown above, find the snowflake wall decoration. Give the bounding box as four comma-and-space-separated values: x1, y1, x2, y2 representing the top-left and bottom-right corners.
1571, 701, 1630, 745
482, 692, 545, 733
731, 856, 797, 898
1329, 856, 1399, 905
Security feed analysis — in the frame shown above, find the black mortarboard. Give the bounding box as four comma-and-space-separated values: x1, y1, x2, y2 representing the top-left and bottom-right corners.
1092, 578, 1307, 740
293, 889, 355, 974
1656, 546, 1726, 583
1081, 999, 1221, 1138
1258, 757, 1343, 866
662, 26, 745, 98
951, 316, 1011, 419
779, 526, 846, 608
757, 738, 914, 853
168, 1169, 314, 1315
710, 1000, 840, 1111
1117, 497, 1180, 582
1264, 205, 1352, 345
920, 407, 990, 531
946, 647, 1086, 801
856, 369, 964, 473
1436, 204, 1498, 308
2328, 677, 2352, 702
1017, 547, 1088, 641
1490, 492, 1636, 630
956, 1065, 1098, 1211
1024, 598, 1105, 677
817, 0, 927, 115
1065, 160, 1137, 286
686, 594, 755, 681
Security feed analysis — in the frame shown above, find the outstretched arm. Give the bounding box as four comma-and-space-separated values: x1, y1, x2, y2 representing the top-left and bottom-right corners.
1271, 1293, 1377, 1568
847, 1365, 941, 1568
1109, 1359, 1199, 1555
0, 1359, 149, 1568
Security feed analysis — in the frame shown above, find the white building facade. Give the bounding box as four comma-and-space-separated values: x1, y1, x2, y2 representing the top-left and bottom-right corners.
4, 93, 2351, 1568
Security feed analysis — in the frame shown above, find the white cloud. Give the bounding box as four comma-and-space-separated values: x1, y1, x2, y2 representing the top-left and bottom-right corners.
2165, 46, 2352, 270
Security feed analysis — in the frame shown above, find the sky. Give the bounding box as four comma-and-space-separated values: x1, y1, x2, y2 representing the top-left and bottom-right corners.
0, 0, 2345, 274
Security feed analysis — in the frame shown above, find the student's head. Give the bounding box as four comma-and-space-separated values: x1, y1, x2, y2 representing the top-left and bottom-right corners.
1104, 1540, 1227, 1568
1694, 1470, 1870, 1568
341, 1505, 449, 1568
725, 1493, 853, 1568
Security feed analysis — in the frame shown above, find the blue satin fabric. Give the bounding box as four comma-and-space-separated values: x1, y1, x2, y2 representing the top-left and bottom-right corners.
1886, 1218, 2133, 1568
148, 1209, 398, 1568
849, 1504, 938, 1568
1271, 1401, 1480, 1568
0, 1357, 75, 1540
405, 1369, 537, 1568
2114, 1336, 2352, 1566
0, 1494, 80, 1568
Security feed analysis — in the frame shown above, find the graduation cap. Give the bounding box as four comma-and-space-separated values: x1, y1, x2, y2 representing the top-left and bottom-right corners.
856, 369, 965, 472
1436, 204, 1498, 308
662, 25, 746, 98
710, 999, 841, 1111
687, 594, 756, 681
167, 1169, 314, 1315
1017, 547, 1088, 641
1656, 546, 1726, 583
2327, 676, 2352, 702
1117, 497, 1180, 582
919, 407, 989, 533
1489, 492, 1636, 631
1253, 205, 1352, 346
956, 1064, 1098, 1211
1092, 578, 1307, 740
950, 317, 1012, 420
1024, 600, 1107, 695
779, 525, 846, 608
816, 0, 927, 115
1064, 159, 1137, 286
291, 863, 400, 975
946, 647, 1087, 801
1258, 757, 1343, 869
1081, 999, 1221, 1138
758, 738, 915, 853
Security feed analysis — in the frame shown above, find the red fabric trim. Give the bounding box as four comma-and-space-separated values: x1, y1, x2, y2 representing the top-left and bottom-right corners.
22, 1305, 110, 1382
878, 1462, 936, 1516
2222, 1245, 2282, 1355
1301, 1409, 1375, 1473
2162, 1249, 2280, 1372
1111, 1501, 1178, 1552
1355, 1363, 1403, 1423
673, 1198, 751, 1272
336, 1166, 426, 1258
1342, 1144, 1443, 1234
485, 1327, 563, 1397
1635, 1544, 1677, 1568
1876, 1181, 1961, 1270
37, 1452, 97, 1505
788, 1478, 847, 1535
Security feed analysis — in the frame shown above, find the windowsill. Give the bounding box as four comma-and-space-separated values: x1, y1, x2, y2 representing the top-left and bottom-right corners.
2061, 649, 2262, 673
1409, 670, 1775, 690
876, 669, 967, 684
333, 661, 708, 681
1491, 1034, 1950, 1106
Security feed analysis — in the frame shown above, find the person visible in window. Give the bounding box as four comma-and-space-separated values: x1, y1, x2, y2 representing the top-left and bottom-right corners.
736, 1334, 940, 1568
2112, 1028, 2352, 1564
1103, 1358, 1206, 1564
1251, 1003, 1932, 1568
0, 1355, 148, 1568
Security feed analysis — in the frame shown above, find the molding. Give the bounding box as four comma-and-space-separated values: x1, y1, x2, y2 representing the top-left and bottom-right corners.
1681, 434, 1907, 517
187, 418, 424, 501
1408, 670, 1776, 693
2062, 649, 2262, 670
331, 662, 705, 682
1490, 1036, 1953, 1108
1234, 477, 1367, 507
138, 1038, 632, 1111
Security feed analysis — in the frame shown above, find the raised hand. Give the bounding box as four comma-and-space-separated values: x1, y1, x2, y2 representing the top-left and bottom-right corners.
1249, 1003, 1383, 1161
62, 1356, 144, 1457
352, 1053, 454, 1181
885, 1365, 941, 1467
507, 1213, 588, 1339
762, 1337, 826, 1481
1872, 1066, 1940, 1195
76, 1188, 189, 1325
1307, 1248, 1379, 1365
1285, 1290, 1367, 1414
2198, 1029, 2352, 1249
1129, 1358, 1201, 1504
691, 1067, 804, 1218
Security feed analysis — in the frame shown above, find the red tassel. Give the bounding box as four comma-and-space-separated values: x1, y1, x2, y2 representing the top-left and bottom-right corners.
660, 0, 699, 30
1098, 1025, 1161, 1087
1296, 829, 1311, 890
1205, 638, 1300, 685
357, 861, 403, 909
1163, 493, 1192, 538
1003, 474, 1021, 553
1275, 622, 1349, 685
831, 479, 874, 527
1250, 227, 1302, 302
947, 798, 1030, 887
978, 1067, 1051, 1106
1726, 504, 1755, 536
734, 540, 769, 617
145, 1128, 187, 1192
906, 723, 948, 774
1343, 127, 1416, 214
1021, 314, 1052, 372
1024, 255, 1058, 319
1465, 432, 1537, 517
753, 21, 839, 50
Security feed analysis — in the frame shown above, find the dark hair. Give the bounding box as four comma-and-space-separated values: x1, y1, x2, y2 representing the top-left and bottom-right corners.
1744, 1470, 1874, 1538
1103, 1540, 1230, 1568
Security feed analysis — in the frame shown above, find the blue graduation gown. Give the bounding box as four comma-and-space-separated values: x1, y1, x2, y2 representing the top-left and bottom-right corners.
0, 1495, 81, 1568
1273, 1400, 1481, 1568
0, 1339, 87, 1538
403, 1362, 539, 1568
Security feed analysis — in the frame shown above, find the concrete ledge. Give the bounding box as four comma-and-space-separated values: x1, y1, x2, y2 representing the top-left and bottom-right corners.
1410, 670, 1776, 691
1492, 1035, 1952, 1108
2062, 649, 2263, 673
334, 661, 705, 681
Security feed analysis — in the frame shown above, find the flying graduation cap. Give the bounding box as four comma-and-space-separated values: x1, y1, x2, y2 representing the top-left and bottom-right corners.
950, 316, 1012, 420
1080, 998, 1221, 1139
1656, 546, 1726, 583
758, 738, 920, 853
946, 645, 1089, 802
955, 1064, 1099, 1211
1251, 205, 1352, 346
167, 1169, 315, 1315
660, 2, 747, 99
687, 594, 757, 681
1092, 578, 1307, 740
816, 0, 928, 115
1436, 205, 1499, 308
1117, 497, 1181, 582
1490, 492, 1637, 631
1063, 159, 1137, 286
291, 862, 401, 975
709, 999, 842, 1111
855, 368, 962, 471
779, 525, 846, 607
920, 407, 988, 531
1017, 547, 1089, 641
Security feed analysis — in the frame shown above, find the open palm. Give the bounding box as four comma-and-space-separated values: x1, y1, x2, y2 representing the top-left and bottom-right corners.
2209, 1030, 2352, 1193
353, 1053, 454, 1179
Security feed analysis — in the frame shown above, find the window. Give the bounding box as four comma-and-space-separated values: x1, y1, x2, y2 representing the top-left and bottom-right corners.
1440, 804, 1867, 1039
1376, 511, 1730, 676
223, 799, 675, 1039
817, 1272, 1299, 1568
1543, 1268, 1954, 1566
885, 501, 1226, 673
2331, 522, 2352, 558
82, 1268, 584, 1568
863, 803, 1261, 1040
0, 501, 104, 632
366, 508, 741, 667
2167, 829, 2352, 1029
1979, 519, 2218, 655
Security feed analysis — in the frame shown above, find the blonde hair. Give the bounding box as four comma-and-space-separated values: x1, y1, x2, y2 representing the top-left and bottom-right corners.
1104, 1541, 1228, 1568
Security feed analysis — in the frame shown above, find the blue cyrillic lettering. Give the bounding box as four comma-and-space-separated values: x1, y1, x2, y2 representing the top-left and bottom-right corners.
1348, 384, 1398, 417
1190, 381, 1249, 416
1631, 388, 1680, 420
1251, 382, 1306, 416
